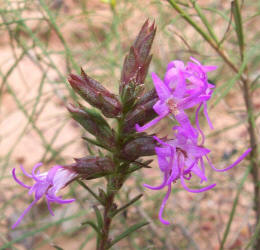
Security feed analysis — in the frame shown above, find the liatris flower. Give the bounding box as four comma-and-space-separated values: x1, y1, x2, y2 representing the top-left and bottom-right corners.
135, 58, 216, 139
12, 163, 77, 229
144, 126, 251, 225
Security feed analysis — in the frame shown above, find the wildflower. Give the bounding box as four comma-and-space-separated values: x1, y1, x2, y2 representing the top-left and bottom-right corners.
135, 58, 216, 137
12, 163, 76, 229
143, 126, 251, 225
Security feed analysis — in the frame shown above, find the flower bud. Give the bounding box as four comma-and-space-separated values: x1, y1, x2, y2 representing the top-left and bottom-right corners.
121, 136, 157, 160
65, 156, 115, 179
136, 88, 157, 105
68, 69, 122, 118
67, 103, 116, 148
123, 90, 158, 133
120, 19, 156, 97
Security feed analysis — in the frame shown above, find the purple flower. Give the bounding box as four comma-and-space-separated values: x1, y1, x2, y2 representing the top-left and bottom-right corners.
12, 163, 77, 229
135, 58, 216, 138
144, 126, 251, 225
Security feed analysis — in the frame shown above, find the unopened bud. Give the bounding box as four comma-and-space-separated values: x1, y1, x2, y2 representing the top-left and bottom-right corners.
136, 88, 157, 105
65, 156, 115, 179
123, 92, 157, 133
67, 103, 115, 148
68, 69, 121, 118
120, 19, 156, 97
121, 136, 157, 160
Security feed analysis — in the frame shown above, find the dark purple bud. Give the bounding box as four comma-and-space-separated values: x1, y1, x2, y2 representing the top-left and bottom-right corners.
121, 136, 157, 161
136, 88, 157, 105
67, 103, 116, 148
123, 92, 158, 133
65, 156, 115, 180
68, 69, 121, 118
136, 55, 152, 86
120, 19, 156, 96
134, 19, 156, 55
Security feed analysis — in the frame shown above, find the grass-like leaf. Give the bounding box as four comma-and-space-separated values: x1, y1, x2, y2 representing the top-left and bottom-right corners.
109, 221, 149, 248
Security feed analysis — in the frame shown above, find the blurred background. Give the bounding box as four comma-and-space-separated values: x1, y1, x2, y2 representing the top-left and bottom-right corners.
0, 0, 259, 249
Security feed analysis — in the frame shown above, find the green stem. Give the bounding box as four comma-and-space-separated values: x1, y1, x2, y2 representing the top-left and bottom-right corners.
98, 114, 128, 249
166, 0, 248, 83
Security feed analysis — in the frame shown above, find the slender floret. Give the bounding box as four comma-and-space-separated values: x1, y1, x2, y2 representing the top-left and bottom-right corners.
135, 57, 216, 138
12, 163, 76, 229
143, 126, 251, 224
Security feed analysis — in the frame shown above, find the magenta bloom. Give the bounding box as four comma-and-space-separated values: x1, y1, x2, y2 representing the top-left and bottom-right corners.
135, 57, 216, 138
12, 163, 77, 229
144, 126, 251, 225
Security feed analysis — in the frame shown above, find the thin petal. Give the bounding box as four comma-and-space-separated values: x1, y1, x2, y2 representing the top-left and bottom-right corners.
12, 168, 31, 189
175, 111, 198, 139
46, 198, 55, 216
135, 114, 167, 132
203, 102, 213, 129
195, 103, 205, 145
180, 95, 210, 110
47, 165, 62, 184
12, 199, 38, 229
158, 184, 172, 225
180, 176, 216, 193
189, 57, 217, 72
185, 144, 210, 157
166, 153, 180, 184
144, 172, 168, 190
32, 163, 43, 182
172, 71, 186, 98
156, 150, 171, 172
190, 164, 207, 183
206, 148, 251, 172
151, 72, 171, 101
20, 165, 33, 178
53, 197, 75, 204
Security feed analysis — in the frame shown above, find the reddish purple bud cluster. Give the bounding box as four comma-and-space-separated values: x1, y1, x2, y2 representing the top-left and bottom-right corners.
136, 57, 251, 225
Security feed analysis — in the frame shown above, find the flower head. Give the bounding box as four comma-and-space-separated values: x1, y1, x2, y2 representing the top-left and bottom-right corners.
135, 57, 216, 137
143, 126, 251, 225
12, 163, 76, 229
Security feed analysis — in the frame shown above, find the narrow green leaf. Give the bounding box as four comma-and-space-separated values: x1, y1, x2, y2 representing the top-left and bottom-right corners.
82, 136, 111, 151
112, 194, 143, 217
166, 0, 214, 45
93, 205, 103, 228
231, 0, 244, 60
77, 180, 104, 205
81, 220, 101, 236
109, 221, 149, 247
190, 0, 219, 44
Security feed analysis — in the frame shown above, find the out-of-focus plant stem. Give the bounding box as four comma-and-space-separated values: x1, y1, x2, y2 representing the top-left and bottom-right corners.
232, 1, 260, 248
166, 0, 259, 248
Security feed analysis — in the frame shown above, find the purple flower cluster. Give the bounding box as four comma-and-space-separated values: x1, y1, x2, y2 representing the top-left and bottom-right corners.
136, 57, 251, 225
12, 163, 76, 229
